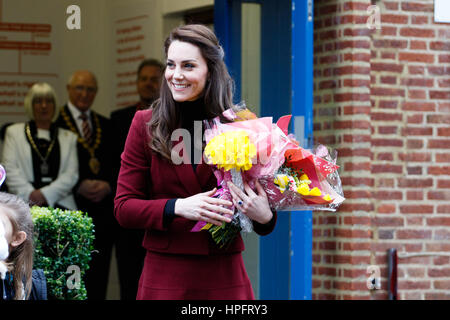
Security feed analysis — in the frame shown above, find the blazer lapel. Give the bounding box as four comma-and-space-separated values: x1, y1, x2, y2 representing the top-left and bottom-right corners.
196, 163, 215, 189
90, 110, 99, 141
61, 105, 82, 136
172, 139, 202, 195
174, 164, 203, 195
19, 124, 34, 183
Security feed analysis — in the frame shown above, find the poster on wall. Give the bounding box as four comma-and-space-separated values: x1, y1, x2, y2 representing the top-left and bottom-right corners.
434, 0, 450, 23
111, 3, 154, 112
0, 0, 61, 129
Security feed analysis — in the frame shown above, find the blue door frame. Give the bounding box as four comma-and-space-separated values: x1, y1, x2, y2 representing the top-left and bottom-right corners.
214, 0, 314, 300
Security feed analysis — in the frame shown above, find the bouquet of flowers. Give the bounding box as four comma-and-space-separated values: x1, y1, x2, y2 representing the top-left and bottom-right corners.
191, 105, 345, 248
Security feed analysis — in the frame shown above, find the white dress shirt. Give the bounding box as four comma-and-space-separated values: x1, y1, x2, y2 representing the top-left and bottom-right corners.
67, 101, 92, 138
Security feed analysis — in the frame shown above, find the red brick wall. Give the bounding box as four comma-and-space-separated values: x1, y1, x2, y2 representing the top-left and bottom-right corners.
312, 0, 450, 300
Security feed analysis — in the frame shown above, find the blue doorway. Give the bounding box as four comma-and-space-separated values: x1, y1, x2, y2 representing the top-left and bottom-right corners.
214, 0, 314, 299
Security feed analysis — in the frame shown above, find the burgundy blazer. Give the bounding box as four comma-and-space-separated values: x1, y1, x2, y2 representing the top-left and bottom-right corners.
114, 109, 276, 256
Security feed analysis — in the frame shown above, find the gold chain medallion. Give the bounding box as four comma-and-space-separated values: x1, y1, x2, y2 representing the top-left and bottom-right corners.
60, 107, 102, 174
25, 123, 57, 175
89, 157, 100, 175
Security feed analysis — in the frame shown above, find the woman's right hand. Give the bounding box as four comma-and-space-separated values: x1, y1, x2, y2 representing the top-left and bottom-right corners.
174, 188, 234, 226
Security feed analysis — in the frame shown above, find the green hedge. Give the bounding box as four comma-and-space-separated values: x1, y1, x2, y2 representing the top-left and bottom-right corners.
31, 206, 95, 300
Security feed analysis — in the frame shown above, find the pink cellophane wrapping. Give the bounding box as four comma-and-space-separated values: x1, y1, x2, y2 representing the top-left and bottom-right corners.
257, 145, 345, 212
191, 106, 345, 232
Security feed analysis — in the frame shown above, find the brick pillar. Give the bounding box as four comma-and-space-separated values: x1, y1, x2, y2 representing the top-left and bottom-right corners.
313, 0, 374, 299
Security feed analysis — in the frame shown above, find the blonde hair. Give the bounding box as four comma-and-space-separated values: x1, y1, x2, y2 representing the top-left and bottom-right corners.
23, 82, 59, 122
0, 192, 34, 300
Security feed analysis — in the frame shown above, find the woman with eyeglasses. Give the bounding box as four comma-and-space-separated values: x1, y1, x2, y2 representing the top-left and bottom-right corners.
1, 83, 79, 210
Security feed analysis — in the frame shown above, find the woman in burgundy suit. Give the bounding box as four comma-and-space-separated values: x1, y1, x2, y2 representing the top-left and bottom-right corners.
114, 24, 276, 300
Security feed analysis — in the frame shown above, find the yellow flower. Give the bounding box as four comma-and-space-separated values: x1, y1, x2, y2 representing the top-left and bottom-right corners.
309, 187, 322, 196
297, 183, 310, 195
204, 131, 256, 171
323, 194, 332, 201
300, 174, 309, 181
274, 174, 290, 193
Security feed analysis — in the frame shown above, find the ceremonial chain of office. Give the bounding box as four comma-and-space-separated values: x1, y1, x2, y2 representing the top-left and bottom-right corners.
60, 107, 102, 174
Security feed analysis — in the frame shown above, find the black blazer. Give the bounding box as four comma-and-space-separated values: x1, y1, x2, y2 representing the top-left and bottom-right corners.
110, 103, 140, 181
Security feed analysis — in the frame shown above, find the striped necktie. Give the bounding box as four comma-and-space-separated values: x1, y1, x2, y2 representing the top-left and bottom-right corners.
79, 113, 93, 145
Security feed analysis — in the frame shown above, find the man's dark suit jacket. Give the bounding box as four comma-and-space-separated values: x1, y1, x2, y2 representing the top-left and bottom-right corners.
56, 104, 118, 300
55, 104, 115, 216
110, 103, 141, 183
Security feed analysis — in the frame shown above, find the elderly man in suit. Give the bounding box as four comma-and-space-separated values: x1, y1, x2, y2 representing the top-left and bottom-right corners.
110, 59, 163, 300
56, 70, 117, 300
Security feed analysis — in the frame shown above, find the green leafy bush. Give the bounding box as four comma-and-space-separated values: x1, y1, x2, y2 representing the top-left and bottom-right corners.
31, 206, 95, 300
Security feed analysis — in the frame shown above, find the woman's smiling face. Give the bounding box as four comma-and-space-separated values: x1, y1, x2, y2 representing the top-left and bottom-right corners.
165, 40, 209, 102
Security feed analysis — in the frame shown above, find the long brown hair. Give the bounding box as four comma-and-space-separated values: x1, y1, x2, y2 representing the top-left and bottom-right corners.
149, 24, 235, 160
0, 192, 34, 300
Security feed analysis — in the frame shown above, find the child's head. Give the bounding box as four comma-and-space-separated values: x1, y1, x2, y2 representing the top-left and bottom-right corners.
0, 192, 34, 299
0, 213, 10, 261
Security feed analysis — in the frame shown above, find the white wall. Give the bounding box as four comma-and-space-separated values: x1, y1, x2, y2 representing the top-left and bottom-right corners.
162, 0, 213, 15
0, 0, 215, 123
59, 0, 111, 117
0, 0, 111, 122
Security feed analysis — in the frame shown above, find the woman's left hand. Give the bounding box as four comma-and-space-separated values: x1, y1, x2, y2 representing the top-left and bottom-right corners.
228, 180, 273, 224
29, 189, 48, 207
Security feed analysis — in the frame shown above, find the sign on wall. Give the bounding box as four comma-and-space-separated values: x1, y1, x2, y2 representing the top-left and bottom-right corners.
0, 0, 61, 126
111, 4, 154, 111
434, 0, 450, 23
